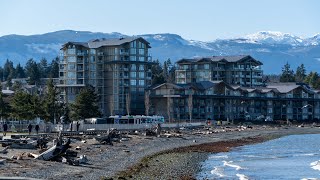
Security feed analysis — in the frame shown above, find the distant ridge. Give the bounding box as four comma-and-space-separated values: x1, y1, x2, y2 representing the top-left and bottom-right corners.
0, 30, 319, 74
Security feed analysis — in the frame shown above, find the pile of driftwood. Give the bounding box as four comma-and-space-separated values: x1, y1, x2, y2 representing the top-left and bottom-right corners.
94, 128, 119, 145
29, 132, 88, 166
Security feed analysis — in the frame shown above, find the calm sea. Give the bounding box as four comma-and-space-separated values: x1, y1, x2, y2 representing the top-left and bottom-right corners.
197, 134, 320, 180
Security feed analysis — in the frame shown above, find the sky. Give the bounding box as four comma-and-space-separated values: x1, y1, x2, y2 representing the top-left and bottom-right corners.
0, 0, 319, 41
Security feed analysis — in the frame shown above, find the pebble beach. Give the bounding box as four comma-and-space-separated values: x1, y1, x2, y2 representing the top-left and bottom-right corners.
1, 125, 320, 180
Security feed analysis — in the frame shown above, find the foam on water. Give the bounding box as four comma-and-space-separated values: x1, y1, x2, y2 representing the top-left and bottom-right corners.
209, 155, 228, 159
310, 160, 320, 171
236, 173, 249, 180
197, 134, 320, 179
223, 161, 243, 170
210, 167, 226, 177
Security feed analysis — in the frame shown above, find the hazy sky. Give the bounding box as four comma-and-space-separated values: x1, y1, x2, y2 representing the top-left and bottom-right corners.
0, 0, 319, 41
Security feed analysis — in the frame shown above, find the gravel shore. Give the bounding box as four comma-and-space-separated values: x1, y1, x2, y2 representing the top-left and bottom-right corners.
1, 125, 320, 180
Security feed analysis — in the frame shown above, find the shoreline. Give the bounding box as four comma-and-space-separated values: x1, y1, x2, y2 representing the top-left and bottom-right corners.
113, 126, 320, 180
1, 125, 320, 179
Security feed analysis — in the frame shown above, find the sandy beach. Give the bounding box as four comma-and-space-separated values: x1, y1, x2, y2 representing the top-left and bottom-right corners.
1, 125, 320, 180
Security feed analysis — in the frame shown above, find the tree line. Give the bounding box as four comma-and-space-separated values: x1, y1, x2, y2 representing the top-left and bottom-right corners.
0, 57, 59, 85
277, 62, 320, 89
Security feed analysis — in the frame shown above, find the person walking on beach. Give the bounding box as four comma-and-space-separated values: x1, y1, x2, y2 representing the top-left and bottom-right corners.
2, 122, 8, 136
27, 123, 33, 135
35, 124, 40, 134
70, 122, 73, 131
76, 121, 80, 132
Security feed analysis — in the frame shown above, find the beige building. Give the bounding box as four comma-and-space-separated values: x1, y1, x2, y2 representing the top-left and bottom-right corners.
58, 37, 152, 116
175, 55, 263, 87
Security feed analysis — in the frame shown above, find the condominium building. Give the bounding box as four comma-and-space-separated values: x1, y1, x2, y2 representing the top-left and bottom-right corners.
175, 55, 263, 87
148, 81, 320, 122
58, 37, 153, 116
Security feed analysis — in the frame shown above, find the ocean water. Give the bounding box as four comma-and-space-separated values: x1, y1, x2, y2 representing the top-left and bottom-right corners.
197, 134, 320, 180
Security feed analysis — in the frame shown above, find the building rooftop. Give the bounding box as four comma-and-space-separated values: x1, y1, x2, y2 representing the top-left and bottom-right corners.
176, 55, 263, 65
62, 37, 151, 49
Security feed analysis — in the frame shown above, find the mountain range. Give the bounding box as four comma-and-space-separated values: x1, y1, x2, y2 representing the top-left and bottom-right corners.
0, 30, 320, 74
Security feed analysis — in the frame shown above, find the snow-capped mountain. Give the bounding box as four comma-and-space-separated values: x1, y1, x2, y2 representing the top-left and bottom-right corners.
240, 31, 304, 45
0, 30, 320, 74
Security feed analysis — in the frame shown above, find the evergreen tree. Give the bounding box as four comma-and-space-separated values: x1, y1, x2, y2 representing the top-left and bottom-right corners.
295, 64, 306, 82
304, 72, 320, 88
49, 57, 59, 78
71, 86, 101, 120
0, 91, 10, 120
280, 62, 295, 82
25, 58, 41, 85
3, 59, 15, 81
15, 63, 26, 78
151, 60, 165, 85
10, 91, 37, 121
42, 78, 62, 122
0, 67, 4, 82
39, 58, 48, 78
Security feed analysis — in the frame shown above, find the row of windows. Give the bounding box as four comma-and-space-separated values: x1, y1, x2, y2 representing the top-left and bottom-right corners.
130, 80, 145, 86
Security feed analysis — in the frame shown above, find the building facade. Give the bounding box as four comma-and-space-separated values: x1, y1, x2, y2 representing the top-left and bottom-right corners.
58, 37, 153, 116
175, 55, 263, 87
148, 81, 320, 122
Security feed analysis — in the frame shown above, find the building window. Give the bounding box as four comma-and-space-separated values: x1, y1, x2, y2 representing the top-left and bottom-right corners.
139, 80, 145, 86
138, 57, 144, 61
131, 64, 136, 70
67, 72, 75, 78
130, 56, 136, 61
67, 48, 75, 55
130, 41, 136, 48
90, 49, 96, 54
204, 64, 210, 69
130, 48, 136, 55
139, 72, 144, 78
130, 72, 136, 78
68, 64, 75, 70
130, 80, 136, 86
67, 56, 76, 62
139, 49, 144, 55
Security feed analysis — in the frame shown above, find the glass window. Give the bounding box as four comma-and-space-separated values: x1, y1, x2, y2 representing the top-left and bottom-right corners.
130, 48, 136, 55
130, 41, 136, 48
130, 80, 136, 86
130, 72, 136, 78
67, 48, 75, 55
114, 48, 118, 54
139, 49, 144, 55
66, 79, 76, 85
139, 72, 144, 78
90, 56, 95, 62
68, 64, 75, 70
139, 65, 144, 70
90, 72, 96, 78
130, 56, 136, 61
67, 56, 76, 62
90, 64, 96, 70
67, 72, 75, 78
139, 80, 145, 86
139, 57, 144, 61
204, 64, 210, 69
90, 49, 96, 54
131, 64, 136, 70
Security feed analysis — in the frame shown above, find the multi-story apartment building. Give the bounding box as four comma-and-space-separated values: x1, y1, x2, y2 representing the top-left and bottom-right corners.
175, 55, 263, 87
58, 37, 152, 116
148, 81, 320, 122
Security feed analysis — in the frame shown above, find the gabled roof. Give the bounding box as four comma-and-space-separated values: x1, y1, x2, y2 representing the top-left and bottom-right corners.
176, 55, 263, 65
267, 83, 314, 94
151, 83, 183, 90
62, 37, 151, 49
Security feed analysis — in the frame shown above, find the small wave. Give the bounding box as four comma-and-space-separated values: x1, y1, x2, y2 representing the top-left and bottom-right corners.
223, 161, 243, 170
209, 155, 228, 159
236, 173, 249, 180
310, 160, 320, 171
294, 153, 317, 157
211, 167, 225, 177
301, 178, 320, 180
